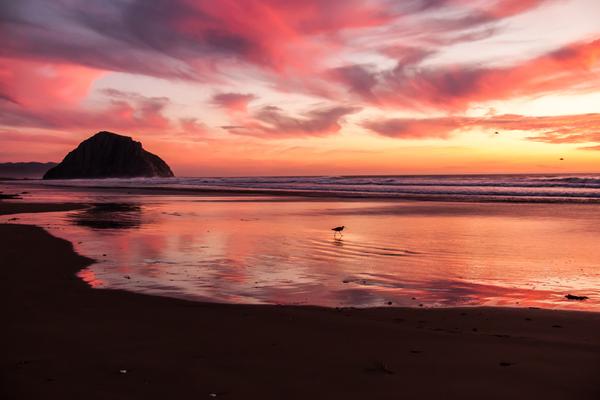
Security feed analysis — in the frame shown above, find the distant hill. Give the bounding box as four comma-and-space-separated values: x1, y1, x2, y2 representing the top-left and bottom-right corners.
0, 162, 58, 179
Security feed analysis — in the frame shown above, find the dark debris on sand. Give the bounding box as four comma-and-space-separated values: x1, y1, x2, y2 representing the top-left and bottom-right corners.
0, 192, 21, 200
565, 294, 589, 301
499, 362, 515, 367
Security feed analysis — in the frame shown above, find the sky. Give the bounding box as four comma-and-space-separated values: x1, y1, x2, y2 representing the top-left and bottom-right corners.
1, 0, 599, 176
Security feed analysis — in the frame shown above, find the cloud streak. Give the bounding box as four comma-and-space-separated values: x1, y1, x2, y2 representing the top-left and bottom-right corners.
0, 87, 172, 133
212, 93, 257, 112
225, 105, 361, 138
363, 113, 600, 146
0, 0, 397, 79
0, 0, 552, 80
335, 38, 600, 111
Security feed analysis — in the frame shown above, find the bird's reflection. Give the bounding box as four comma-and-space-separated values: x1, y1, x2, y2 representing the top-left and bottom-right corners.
332, 237, 344, 247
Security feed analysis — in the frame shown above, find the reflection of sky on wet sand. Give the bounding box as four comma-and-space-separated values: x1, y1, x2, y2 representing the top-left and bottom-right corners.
2, 183, 600, 311
69, 203, 143, 229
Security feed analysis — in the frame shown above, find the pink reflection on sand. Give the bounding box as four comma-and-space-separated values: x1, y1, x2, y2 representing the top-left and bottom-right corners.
2, 183, 599, 311
77, 268, 104, 288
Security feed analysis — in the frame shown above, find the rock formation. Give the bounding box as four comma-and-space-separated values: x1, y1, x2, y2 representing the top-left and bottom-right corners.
43, 131, 174, 179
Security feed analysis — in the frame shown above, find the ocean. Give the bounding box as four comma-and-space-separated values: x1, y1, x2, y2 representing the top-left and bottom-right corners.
32, 173, 600, 202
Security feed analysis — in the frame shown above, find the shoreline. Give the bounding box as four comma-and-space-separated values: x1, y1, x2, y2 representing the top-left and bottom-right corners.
2, 202, 600, 399
4, 179, 600, 204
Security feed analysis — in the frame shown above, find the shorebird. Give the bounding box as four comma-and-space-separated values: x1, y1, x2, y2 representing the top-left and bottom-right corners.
332, 226, 345, 237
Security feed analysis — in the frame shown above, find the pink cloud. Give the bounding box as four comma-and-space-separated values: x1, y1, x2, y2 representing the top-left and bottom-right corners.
363, 113, 600, 145
0, 87, 172, 133
0, 0, 552, 81
346, 38, 600, 111
0, 0, 399, 79
328, 65, 379, 103
362, 117, 461, 139
224, 104, 361, 138
0, 56, 210, 138
179, 118, 209, 135
0, 57, 104, 108
212, 93, 257, 112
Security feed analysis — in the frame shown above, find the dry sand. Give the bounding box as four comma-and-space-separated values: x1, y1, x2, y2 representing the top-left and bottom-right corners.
1, 202, 600, 399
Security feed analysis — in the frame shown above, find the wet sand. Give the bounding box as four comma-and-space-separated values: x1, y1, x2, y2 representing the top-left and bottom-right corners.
2, 203, 600, 399
7, 194, 600, 310
0, 202, 88, 215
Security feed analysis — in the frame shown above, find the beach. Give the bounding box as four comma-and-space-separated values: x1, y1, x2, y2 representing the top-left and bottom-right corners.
3, 180, 600, 311
2, 199, 600, 399
4, 0, 600, 397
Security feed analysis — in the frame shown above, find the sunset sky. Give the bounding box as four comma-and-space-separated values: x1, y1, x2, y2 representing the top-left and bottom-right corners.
1, 0, 599, 176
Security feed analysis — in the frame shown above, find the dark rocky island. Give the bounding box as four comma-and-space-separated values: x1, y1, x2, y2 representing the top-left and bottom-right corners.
43, 131, 174, 179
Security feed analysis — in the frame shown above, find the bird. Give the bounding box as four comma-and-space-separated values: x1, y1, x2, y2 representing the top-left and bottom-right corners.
332, 226, 345, 237
560, 157, 564, 161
